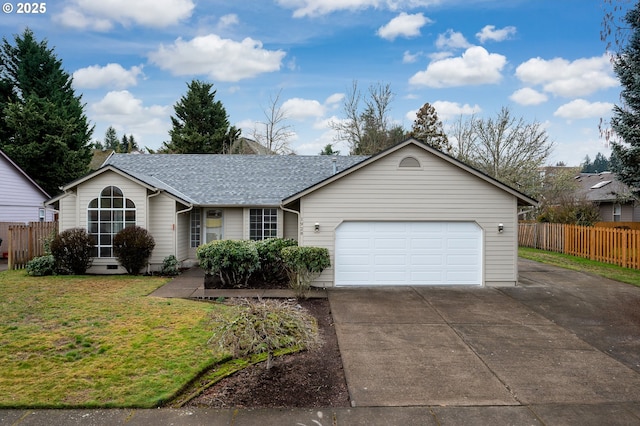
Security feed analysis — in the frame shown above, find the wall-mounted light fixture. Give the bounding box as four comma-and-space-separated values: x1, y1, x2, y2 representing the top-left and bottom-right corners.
314, 223, 320, 233
498, 223, 504, 233
38, 208, 45, 222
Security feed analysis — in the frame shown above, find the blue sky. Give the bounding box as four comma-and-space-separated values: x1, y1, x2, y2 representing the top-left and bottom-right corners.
0, 0, 623, 165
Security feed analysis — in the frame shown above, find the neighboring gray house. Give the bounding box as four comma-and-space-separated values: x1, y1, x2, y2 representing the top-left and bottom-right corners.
576, 172, 639, 222
0, 149, 54, 223
47, 139, 537, 286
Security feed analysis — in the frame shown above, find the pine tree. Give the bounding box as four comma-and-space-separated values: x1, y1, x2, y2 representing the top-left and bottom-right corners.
161, 79, 239, 153
610, 2, 640, 195
103, 126, 120, 151
411, 102, 451, 152
0, 28, 93, 195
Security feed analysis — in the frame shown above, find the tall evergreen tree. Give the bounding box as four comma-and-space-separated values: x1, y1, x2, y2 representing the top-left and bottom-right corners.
610, 2, 640, 195
0, 28, 93, 195
410, 102, 451, 152
161, 79, 239, 153
103, 126, 120, 151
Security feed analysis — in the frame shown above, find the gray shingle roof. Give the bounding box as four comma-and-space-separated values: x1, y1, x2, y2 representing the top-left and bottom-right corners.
576, 172, 636, 202
105, 154, 369, 205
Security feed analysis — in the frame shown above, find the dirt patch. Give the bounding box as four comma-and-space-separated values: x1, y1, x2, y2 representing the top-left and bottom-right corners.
184, 298, 350, 408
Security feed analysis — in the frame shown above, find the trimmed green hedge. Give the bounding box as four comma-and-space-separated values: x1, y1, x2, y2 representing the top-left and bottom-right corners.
281, 246, 331, 298
196, 240, 260, 287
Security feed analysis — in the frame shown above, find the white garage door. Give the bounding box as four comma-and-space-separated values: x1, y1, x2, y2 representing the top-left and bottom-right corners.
335, 221, 482, 286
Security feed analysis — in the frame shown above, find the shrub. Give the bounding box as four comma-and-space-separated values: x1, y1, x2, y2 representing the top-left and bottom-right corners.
113, 226, 155, 275
26, 255, 56, 276
209, 298, 321, 369
254, 238, 298, 283
50, 228, 94, 275
196, 240, 259, 287
281, 246, 331, 298
537, 200, 601, 226
161, 255, 180, 276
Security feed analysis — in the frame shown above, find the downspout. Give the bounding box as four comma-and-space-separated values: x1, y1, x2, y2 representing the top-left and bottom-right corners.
280, 204, 301, 243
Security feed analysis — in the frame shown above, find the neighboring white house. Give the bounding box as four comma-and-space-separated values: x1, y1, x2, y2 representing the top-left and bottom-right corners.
0, 149, 54, 223
47, 139, 537, 286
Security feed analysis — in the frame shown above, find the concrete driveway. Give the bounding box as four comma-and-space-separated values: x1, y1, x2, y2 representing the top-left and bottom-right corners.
328, 259, 640, 423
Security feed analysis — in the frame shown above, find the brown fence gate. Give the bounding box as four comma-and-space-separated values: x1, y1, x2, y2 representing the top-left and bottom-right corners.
5, 222, 58, 270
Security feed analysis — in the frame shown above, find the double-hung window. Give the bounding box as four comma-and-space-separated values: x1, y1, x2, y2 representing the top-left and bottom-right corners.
249, 208, 277, 240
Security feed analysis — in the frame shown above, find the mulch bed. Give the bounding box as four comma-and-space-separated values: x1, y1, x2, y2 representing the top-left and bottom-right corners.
184, 298, 351, 408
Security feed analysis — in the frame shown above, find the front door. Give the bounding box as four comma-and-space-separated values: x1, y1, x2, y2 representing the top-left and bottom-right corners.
205, 209, 223, 242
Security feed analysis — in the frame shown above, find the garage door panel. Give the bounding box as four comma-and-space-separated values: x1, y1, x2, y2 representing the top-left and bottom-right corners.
336, 221, 482, 286
410, 254, 443, 266
374, 255, 405, 266
411, 239, 443, 249
375, 238, 407, 249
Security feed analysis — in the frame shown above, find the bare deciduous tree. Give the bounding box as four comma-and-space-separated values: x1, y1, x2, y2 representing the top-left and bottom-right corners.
252, 90, 294, 154
448, 114, 477, 164
447, 107, 554, 198
329, 81, 404, 155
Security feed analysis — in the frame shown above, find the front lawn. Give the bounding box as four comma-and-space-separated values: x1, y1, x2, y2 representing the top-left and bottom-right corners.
519, 247, 640, 287
0, 270, 231, 408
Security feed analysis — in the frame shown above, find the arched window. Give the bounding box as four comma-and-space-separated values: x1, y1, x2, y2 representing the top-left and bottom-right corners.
87, 186, 136, 258
399, 156, 421, 168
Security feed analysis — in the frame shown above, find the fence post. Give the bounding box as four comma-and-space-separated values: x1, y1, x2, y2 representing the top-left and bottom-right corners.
7, 228, 13, 270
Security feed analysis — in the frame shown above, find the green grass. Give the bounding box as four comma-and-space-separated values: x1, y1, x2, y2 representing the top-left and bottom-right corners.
0, 270, 234, 408
519, 247, 640, 287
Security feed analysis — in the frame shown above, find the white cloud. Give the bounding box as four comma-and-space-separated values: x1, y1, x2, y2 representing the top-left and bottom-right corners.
403, 50, 421, 64
432, 101, 481, 121
275, 0, 438, 18
409, 46, 506, 88
435, 29, 472, 50
148, 34, 286, 82
53, 7, 112, 31
91, 91, 171, 148
325, 93, 344, 105
510, 87, 548, 106
406, 101, 481, 123
218, 14, 239, 29
476, 25, 517, 43
377, 12, 432, 41
554, 99, 614, 120
515, 54, 618, 97
54, 0, 194, 29
282, 98, 325, 120
428, 51, 453, 61
73, 63, 144, 89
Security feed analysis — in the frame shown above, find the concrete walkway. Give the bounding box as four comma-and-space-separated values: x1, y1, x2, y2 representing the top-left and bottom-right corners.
4, 259, 640, 425
148, 266, 327, 299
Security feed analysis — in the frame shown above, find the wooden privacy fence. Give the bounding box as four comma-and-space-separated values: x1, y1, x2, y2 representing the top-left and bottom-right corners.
519, 222, 640, 270
6, 222, 58, 270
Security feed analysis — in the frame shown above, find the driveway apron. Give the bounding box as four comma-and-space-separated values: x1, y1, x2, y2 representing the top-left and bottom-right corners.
328, 264, 640, 408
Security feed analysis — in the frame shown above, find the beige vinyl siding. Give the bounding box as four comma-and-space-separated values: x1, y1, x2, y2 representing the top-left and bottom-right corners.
148, 194, 177, 269
223, 208, 244, 239
299, 144, 519, 287
59, 193, 77, 232
176, 206, 191, 262
283, 210, 298, 240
